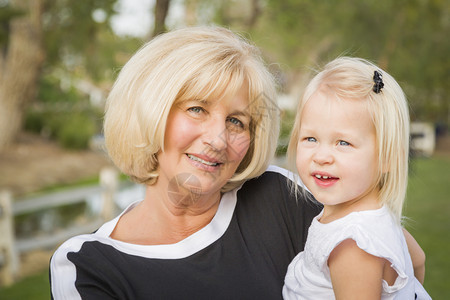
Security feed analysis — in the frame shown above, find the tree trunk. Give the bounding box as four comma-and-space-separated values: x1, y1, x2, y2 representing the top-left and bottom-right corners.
0, 0, 44, 152
246, 0, 262, 29
184, 0, 198, 26
152, 0, 171, 38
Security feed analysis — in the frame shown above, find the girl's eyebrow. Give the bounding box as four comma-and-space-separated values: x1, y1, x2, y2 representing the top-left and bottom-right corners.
299, 125, 314, 132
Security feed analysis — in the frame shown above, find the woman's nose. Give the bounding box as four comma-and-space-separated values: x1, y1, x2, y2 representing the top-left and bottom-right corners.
202, 118, 228, 151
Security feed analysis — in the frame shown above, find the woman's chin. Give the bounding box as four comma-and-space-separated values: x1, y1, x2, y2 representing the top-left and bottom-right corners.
166, 171, 223, 208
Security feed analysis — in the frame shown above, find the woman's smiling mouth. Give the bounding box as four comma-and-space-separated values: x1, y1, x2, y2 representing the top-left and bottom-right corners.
187, 154, 221, 167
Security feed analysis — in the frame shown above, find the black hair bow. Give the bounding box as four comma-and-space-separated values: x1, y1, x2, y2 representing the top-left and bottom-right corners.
373, 70, 384, 93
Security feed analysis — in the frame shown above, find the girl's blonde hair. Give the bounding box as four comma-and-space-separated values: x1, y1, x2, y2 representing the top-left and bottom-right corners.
104, 26, 279, 192
288, 57, 410, 221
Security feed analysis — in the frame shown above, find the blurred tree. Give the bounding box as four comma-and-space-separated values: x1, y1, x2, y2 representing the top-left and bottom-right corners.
166, 0, 449, 124
210, 0, 263, 30
0, 2, 23, 46
235, 0, 449, 124
42, 0, 118, 81
1, 0, 447, 153
152, 0, 171, 37
0, 0, 123, 151
184, 0, 198, 25
0, 0, 45, 151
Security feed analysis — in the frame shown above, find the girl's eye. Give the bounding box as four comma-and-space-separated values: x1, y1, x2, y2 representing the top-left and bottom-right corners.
338, 140, 350, 146
306, 137, 317, 142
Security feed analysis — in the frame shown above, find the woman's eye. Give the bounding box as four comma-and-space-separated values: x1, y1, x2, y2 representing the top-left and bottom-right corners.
306, 137, 317, 142
187, 106, 204, 114
338, 140, 350, 146
227, 117, 245, 130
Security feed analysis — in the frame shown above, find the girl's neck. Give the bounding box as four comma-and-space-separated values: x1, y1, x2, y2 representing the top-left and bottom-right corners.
319, 190, 381, 224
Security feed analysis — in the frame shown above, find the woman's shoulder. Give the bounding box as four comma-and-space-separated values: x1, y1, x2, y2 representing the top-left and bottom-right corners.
51, 214, 123, 265
243, 165, 298, 189
238, 165, 292, 199
240, 165, 314, 200
263, 165, 299, 184
51, 231, 104, 264
237, 165, 320, 213
266, 165, 297, 179
50, 228, 125, 299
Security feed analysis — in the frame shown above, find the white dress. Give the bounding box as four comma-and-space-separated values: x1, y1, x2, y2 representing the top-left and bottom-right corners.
283, 206, 431, 299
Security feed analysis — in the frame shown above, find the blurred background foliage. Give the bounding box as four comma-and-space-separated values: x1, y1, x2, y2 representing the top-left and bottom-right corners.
0, 0, 448, 150
233, 0, 448, 123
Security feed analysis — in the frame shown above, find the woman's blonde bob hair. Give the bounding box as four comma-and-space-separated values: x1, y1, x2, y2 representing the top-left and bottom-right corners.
104, 26, 279, 192
288, 57, 410, 222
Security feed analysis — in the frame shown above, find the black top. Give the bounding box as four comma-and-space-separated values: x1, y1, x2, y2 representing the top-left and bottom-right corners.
50, 166, 321, 299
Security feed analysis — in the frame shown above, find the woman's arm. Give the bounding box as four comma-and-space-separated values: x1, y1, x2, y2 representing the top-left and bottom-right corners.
403, 228, 426, 284
328, 239, 384, 300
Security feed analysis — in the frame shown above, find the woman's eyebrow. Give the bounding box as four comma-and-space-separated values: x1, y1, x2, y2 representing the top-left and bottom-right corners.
231, 110, 251, 119
188, 98, 209, 105
177, 98, 208, 107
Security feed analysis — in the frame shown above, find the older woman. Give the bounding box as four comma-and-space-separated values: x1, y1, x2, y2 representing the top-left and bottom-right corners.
50, 27, 423, 299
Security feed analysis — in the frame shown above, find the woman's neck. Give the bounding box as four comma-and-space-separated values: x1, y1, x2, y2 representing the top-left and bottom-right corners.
110, 185, 221, 245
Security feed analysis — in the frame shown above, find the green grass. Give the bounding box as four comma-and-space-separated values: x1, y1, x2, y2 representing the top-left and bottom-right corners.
404, 154, 450, 299
1, 156, 448, 298
0, 271, 50, 300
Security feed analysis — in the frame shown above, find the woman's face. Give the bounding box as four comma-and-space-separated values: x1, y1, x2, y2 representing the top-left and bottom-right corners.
157, 84, 251, 207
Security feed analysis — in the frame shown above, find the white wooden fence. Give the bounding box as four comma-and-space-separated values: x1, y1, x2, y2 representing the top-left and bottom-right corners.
0, 167, 121, 286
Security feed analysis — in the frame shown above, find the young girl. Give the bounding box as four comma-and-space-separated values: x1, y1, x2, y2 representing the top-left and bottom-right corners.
283, 57, 431, 299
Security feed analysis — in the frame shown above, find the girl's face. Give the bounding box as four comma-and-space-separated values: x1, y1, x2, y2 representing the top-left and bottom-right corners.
156, 84, 251, 208
296, 90, 380, 218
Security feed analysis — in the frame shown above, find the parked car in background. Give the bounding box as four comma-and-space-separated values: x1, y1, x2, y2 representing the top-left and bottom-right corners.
410, 122, 436, 157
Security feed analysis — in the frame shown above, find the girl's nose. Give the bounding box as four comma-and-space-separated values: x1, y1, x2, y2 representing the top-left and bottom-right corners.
313, 145, 334, 165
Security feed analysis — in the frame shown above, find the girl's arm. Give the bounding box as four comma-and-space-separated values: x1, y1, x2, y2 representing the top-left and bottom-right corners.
328, 239, 384, 300
403, 228, 426, 284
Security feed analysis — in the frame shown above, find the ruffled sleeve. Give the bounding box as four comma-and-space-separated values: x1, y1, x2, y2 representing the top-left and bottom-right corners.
313, 208, 410, 295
